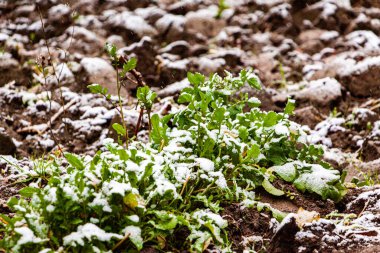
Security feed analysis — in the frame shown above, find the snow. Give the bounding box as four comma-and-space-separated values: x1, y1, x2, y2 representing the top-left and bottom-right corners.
47, 63, 75, 86
122, 225, 142, 238
293, 163, 340, 192
157, 78, 190, 97
46, 205, 55, 212
44, 187, 57, 203
195, 158, 215, 172
14, 227, 46, 246
80, 57, 114, 75
275, 124, 290, 136
345, 31, 380, 52
197, 57, 226, 74
107, 11, 157, 38
63, 185, 79, 201
39, 139, 55, 149
89, 193, 112, 212
296, 77, 342, 106
308, 117, 346, 147
269, 3, 291, 19
63, 223, 122, 246
155, 14, 185, 34
193, 209, 228, 228
320, 2, 337, 18
320, 31, 339, 41
103, 180, 132, 196
341, 56, 380, 76
48, 4, 70, 20
302, 62, 323, 80
127, 215, 139, 223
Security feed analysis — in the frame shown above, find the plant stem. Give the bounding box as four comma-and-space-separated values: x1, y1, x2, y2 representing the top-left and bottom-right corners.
135, 107, 144, 137
116, 68, 128, 148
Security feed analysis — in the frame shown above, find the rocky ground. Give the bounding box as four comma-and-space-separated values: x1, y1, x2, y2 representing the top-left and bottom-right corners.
1, 0, 380, 252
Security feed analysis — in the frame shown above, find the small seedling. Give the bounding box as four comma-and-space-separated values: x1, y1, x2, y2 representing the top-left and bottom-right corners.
215, 0, 229, 19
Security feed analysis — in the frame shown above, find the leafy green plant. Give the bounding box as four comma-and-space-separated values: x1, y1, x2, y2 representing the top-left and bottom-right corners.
135, 85, 157, 136
0, 70, 346, 252
88, 44, 139, 148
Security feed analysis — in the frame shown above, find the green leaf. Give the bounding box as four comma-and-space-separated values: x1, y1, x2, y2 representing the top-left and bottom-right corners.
65, 153, 84, 170
200, 138, 215, 157
247, 144, 260, 159
71, 218, 83, 225
284, 98, 296, 115
187, 72, 205, 86
262, 179, 284, 196
105, 43, 117, 58
213, 107, 225, 124
272, 164, 297, 182
124, 192, 138, 209
155, 217, 178, 230
263, 111, 278, 127
178, 92, 192, 103
7, 197, 19, 209
204, 221, 223, 243
87, 83, 108, 96
271, 209, 288, 222
292, 164, 344, 201
150, 114, 161, 144
123, 57, 137, 72
112, 123, 126, 136
247, 74, 262, 90
137, 85, 156, 109
118, 149, 129, 161
238, 126, 249, 141
19, 187, 39, 198
124, 226, 143, 250
0, 214, 13, 226
247, 97, 261, 108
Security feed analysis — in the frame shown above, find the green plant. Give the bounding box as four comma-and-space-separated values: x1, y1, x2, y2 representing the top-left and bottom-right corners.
88, 44, 139, 148
136, 85, 157, 136
0, 70, 346, 252
215, 0, 229, 19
